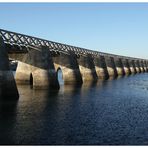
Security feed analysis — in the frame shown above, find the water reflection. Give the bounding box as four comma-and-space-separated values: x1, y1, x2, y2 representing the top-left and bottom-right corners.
1, 73, 148, 144
0, 100, 18, 144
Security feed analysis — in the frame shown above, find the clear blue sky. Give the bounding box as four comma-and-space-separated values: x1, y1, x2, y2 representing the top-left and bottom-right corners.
0, 3, 148, 59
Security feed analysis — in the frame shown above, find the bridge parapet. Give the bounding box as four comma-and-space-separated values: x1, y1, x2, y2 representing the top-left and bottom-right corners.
0, 29, 147, 61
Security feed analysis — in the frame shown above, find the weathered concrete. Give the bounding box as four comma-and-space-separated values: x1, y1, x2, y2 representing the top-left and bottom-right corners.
105, 56, 118, 78
77, 54, 98, 82
0, 37, 19, 99
14, 46, 59, 89
146, 61, 148, 71
93, 55, 109, 80
121, 59, 131, 75
15, 61, 32, 84
134, 60, 141, 73
143, 60, 148, 72
139, 60, 144, 73
1, 28, 148, 92
114, 57, 125, 76
53, 52, 82, 85
141, 61, 146, 72
128, 60, 137, 74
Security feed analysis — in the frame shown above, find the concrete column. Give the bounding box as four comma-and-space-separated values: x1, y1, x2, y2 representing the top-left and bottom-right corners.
122, 59, 131, 75
143, 60, 148, 72
141, 60, 146, 72
139, 60, 144, 73
15, 61, 32, 84
53, 52, 82, 85
77, 54, 98, 82
16, 46, 59, 89
134, 60, 141, 73
114, 57, 125, 76
105, 56, 118, 78
0, 37, 19, 99
128, 59, 136, 74
93, 55, 109, 80
146, 61, 148, 71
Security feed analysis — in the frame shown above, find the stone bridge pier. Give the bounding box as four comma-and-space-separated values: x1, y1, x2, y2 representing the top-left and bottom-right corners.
128, 60, 137, 74
134, 60, 141, 73
11, 46, 59, 89
77, 54, 98, 82
143, 60, 148, 72
121, 59, 131, 75
93, 55, 109, 80
141, 61, 146, 72
139, 60, 144, 73
53, 51, 82, 85
0, 37, 19, 99
146, 61, 148, 71
105, 56, 118, 78
114, 57, 125, 76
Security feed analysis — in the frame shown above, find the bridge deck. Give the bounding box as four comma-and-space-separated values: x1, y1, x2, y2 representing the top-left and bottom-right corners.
0, 29, 147, 61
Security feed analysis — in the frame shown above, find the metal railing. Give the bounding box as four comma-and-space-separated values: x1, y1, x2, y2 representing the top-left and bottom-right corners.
0, 29, 147, 61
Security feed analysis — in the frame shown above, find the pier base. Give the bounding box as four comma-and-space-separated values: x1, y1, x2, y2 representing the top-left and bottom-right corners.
0, 37, 19, 99
15, 46, 59, 89
105, 56, 118, 78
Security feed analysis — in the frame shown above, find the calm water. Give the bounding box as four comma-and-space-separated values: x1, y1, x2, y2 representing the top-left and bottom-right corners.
1, 72, 148, 145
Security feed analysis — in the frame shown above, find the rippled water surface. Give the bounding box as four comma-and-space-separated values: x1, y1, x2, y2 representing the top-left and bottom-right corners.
1, 73, 148, 145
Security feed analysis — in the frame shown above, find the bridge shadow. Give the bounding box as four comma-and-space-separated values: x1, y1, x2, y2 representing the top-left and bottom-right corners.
0, 99, 18, 144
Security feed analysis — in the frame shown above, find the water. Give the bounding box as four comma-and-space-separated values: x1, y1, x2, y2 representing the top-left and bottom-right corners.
1, 72, 148, 145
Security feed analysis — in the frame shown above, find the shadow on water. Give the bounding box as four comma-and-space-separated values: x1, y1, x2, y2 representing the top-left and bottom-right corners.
0, 99, 18, 144
1, 72, 148, 145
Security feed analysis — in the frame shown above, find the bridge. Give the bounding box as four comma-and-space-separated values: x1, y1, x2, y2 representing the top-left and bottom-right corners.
0, 29, 148, 99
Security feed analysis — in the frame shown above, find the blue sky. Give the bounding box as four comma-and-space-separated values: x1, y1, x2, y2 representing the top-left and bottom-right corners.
0, 3, 148, 59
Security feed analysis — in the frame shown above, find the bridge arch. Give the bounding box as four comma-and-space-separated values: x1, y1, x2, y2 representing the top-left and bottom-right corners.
30, 73, 33, 86
56, 67, 64, 85
53, 52, 83, 85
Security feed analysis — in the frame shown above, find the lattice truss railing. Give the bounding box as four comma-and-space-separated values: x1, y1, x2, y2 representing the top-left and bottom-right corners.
0, 29, 146, 61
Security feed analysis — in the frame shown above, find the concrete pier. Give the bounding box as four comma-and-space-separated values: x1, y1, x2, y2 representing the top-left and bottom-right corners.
122, 59, 131, 75
114, 57, 125, 76
15, 61, 32, 84
143, 60, 148, 72
134, 60, 141, 73
105, 56, 118, 78
53, 52, 82, 85
0, 37, 19, 99
128, 60, 137, 74
15, 46, 59, 89
77, 55, 98, 82
139, 60, 144, 73
93, 55, 109, 80
141, 61, 145, 72
146, 61, 148, 71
